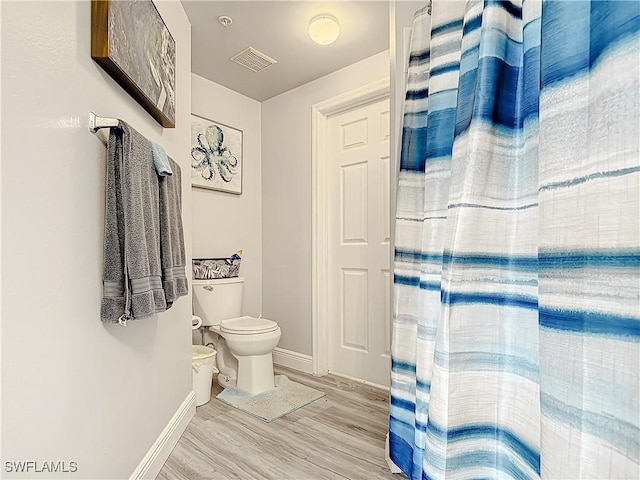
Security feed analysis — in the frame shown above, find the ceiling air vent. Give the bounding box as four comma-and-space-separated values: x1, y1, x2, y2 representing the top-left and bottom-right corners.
231, 47, 277, 73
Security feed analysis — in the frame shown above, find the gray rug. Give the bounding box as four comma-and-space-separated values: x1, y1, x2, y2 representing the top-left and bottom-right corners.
216, 375, 326, 422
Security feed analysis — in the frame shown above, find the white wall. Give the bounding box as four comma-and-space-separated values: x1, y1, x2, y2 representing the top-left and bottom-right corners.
1, 2, 193, 478
261, 51, 389, 356
191, 74, 262, 327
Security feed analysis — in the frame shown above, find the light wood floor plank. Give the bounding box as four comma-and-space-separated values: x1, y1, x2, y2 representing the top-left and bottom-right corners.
157, 366, 401, 480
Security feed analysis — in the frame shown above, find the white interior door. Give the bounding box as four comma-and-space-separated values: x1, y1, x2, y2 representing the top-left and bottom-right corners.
327, 97, 391, 387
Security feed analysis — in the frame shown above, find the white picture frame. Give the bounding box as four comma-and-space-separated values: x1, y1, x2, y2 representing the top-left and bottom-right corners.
190, 114, 243, 194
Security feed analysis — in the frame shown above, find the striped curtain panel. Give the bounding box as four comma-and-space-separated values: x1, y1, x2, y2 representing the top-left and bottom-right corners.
390, 1, 639, 479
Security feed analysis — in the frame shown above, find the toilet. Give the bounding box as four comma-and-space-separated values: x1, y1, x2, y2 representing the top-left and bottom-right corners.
192, 277, 281, 396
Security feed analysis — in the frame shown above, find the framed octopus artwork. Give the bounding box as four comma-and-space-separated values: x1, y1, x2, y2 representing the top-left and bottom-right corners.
190, 114, 243, 194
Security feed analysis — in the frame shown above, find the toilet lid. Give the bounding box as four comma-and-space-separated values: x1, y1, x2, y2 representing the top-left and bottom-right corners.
220, 315, 279, 335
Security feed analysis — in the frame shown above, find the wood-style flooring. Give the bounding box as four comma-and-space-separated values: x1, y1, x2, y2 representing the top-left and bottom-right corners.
157, 366, 402, 480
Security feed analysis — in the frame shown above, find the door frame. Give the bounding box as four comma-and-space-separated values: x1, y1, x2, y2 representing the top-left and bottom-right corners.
311, 78, 391, 376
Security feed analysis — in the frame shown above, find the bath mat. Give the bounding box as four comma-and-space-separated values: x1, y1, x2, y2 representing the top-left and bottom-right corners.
216, 375, 325, 422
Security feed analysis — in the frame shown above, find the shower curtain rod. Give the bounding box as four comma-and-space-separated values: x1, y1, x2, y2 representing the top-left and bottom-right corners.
88, 111, 119, 133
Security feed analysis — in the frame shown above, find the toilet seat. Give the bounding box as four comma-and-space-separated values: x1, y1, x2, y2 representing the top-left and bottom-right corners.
220, 315, 279, 335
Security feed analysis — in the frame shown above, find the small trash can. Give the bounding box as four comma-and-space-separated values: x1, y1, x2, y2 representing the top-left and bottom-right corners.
192, 345, 218, 406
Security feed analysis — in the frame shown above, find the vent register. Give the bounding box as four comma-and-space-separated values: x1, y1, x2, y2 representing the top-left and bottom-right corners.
231, 47, 278, 73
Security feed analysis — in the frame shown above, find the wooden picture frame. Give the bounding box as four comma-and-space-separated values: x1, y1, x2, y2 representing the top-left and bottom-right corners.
190, 114, 243, 195
91, 0, 176, 128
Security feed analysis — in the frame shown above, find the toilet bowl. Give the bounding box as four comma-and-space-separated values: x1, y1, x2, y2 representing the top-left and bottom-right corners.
210, 316, 281, 395
192, 278, 281, 396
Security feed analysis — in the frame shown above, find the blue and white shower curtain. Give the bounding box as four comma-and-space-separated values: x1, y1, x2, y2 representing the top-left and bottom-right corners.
390, 1, 639, 479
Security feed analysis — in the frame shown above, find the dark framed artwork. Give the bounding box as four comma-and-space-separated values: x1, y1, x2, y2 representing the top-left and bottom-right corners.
91, 0, 176, 128
190, 114, 243, 194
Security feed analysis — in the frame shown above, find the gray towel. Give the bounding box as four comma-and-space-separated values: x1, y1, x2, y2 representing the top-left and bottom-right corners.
101, 121, 167, 323
158, 157, 188, 307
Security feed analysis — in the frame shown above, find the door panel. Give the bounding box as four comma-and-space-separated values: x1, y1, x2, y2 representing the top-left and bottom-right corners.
341, 162, 368, 244
328, 97, 391, 387
341, 268, 369, 352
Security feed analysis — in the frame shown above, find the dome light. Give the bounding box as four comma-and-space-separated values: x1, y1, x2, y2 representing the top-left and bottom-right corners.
309, 15, 340, 46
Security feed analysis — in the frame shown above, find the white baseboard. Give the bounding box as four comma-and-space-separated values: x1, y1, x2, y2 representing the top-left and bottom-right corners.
329, 370, 390, 392
273, 347, 313, 374
130, 391, 195, 480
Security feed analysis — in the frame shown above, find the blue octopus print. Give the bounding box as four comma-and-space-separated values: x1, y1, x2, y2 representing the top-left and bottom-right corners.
191, 124, 239, 183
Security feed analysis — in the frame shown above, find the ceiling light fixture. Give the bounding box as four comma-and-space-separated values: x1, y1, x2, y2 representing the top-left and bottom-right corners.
309, 14, 340, 46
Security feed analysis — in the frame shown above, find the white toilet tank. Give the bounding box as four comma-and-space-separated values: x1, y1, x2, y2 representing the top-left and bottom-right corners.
193, 277, 244, 326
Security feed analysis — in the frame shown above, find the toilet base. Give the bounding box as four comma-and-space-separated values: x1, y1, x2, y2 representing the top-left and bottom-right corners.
235, 352, 275, 395
217, 371, 237, 389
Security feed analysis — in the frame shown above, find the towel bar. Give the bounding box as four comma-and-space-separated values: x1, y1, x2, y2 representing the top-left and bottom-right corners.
89, 111, 119, 133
